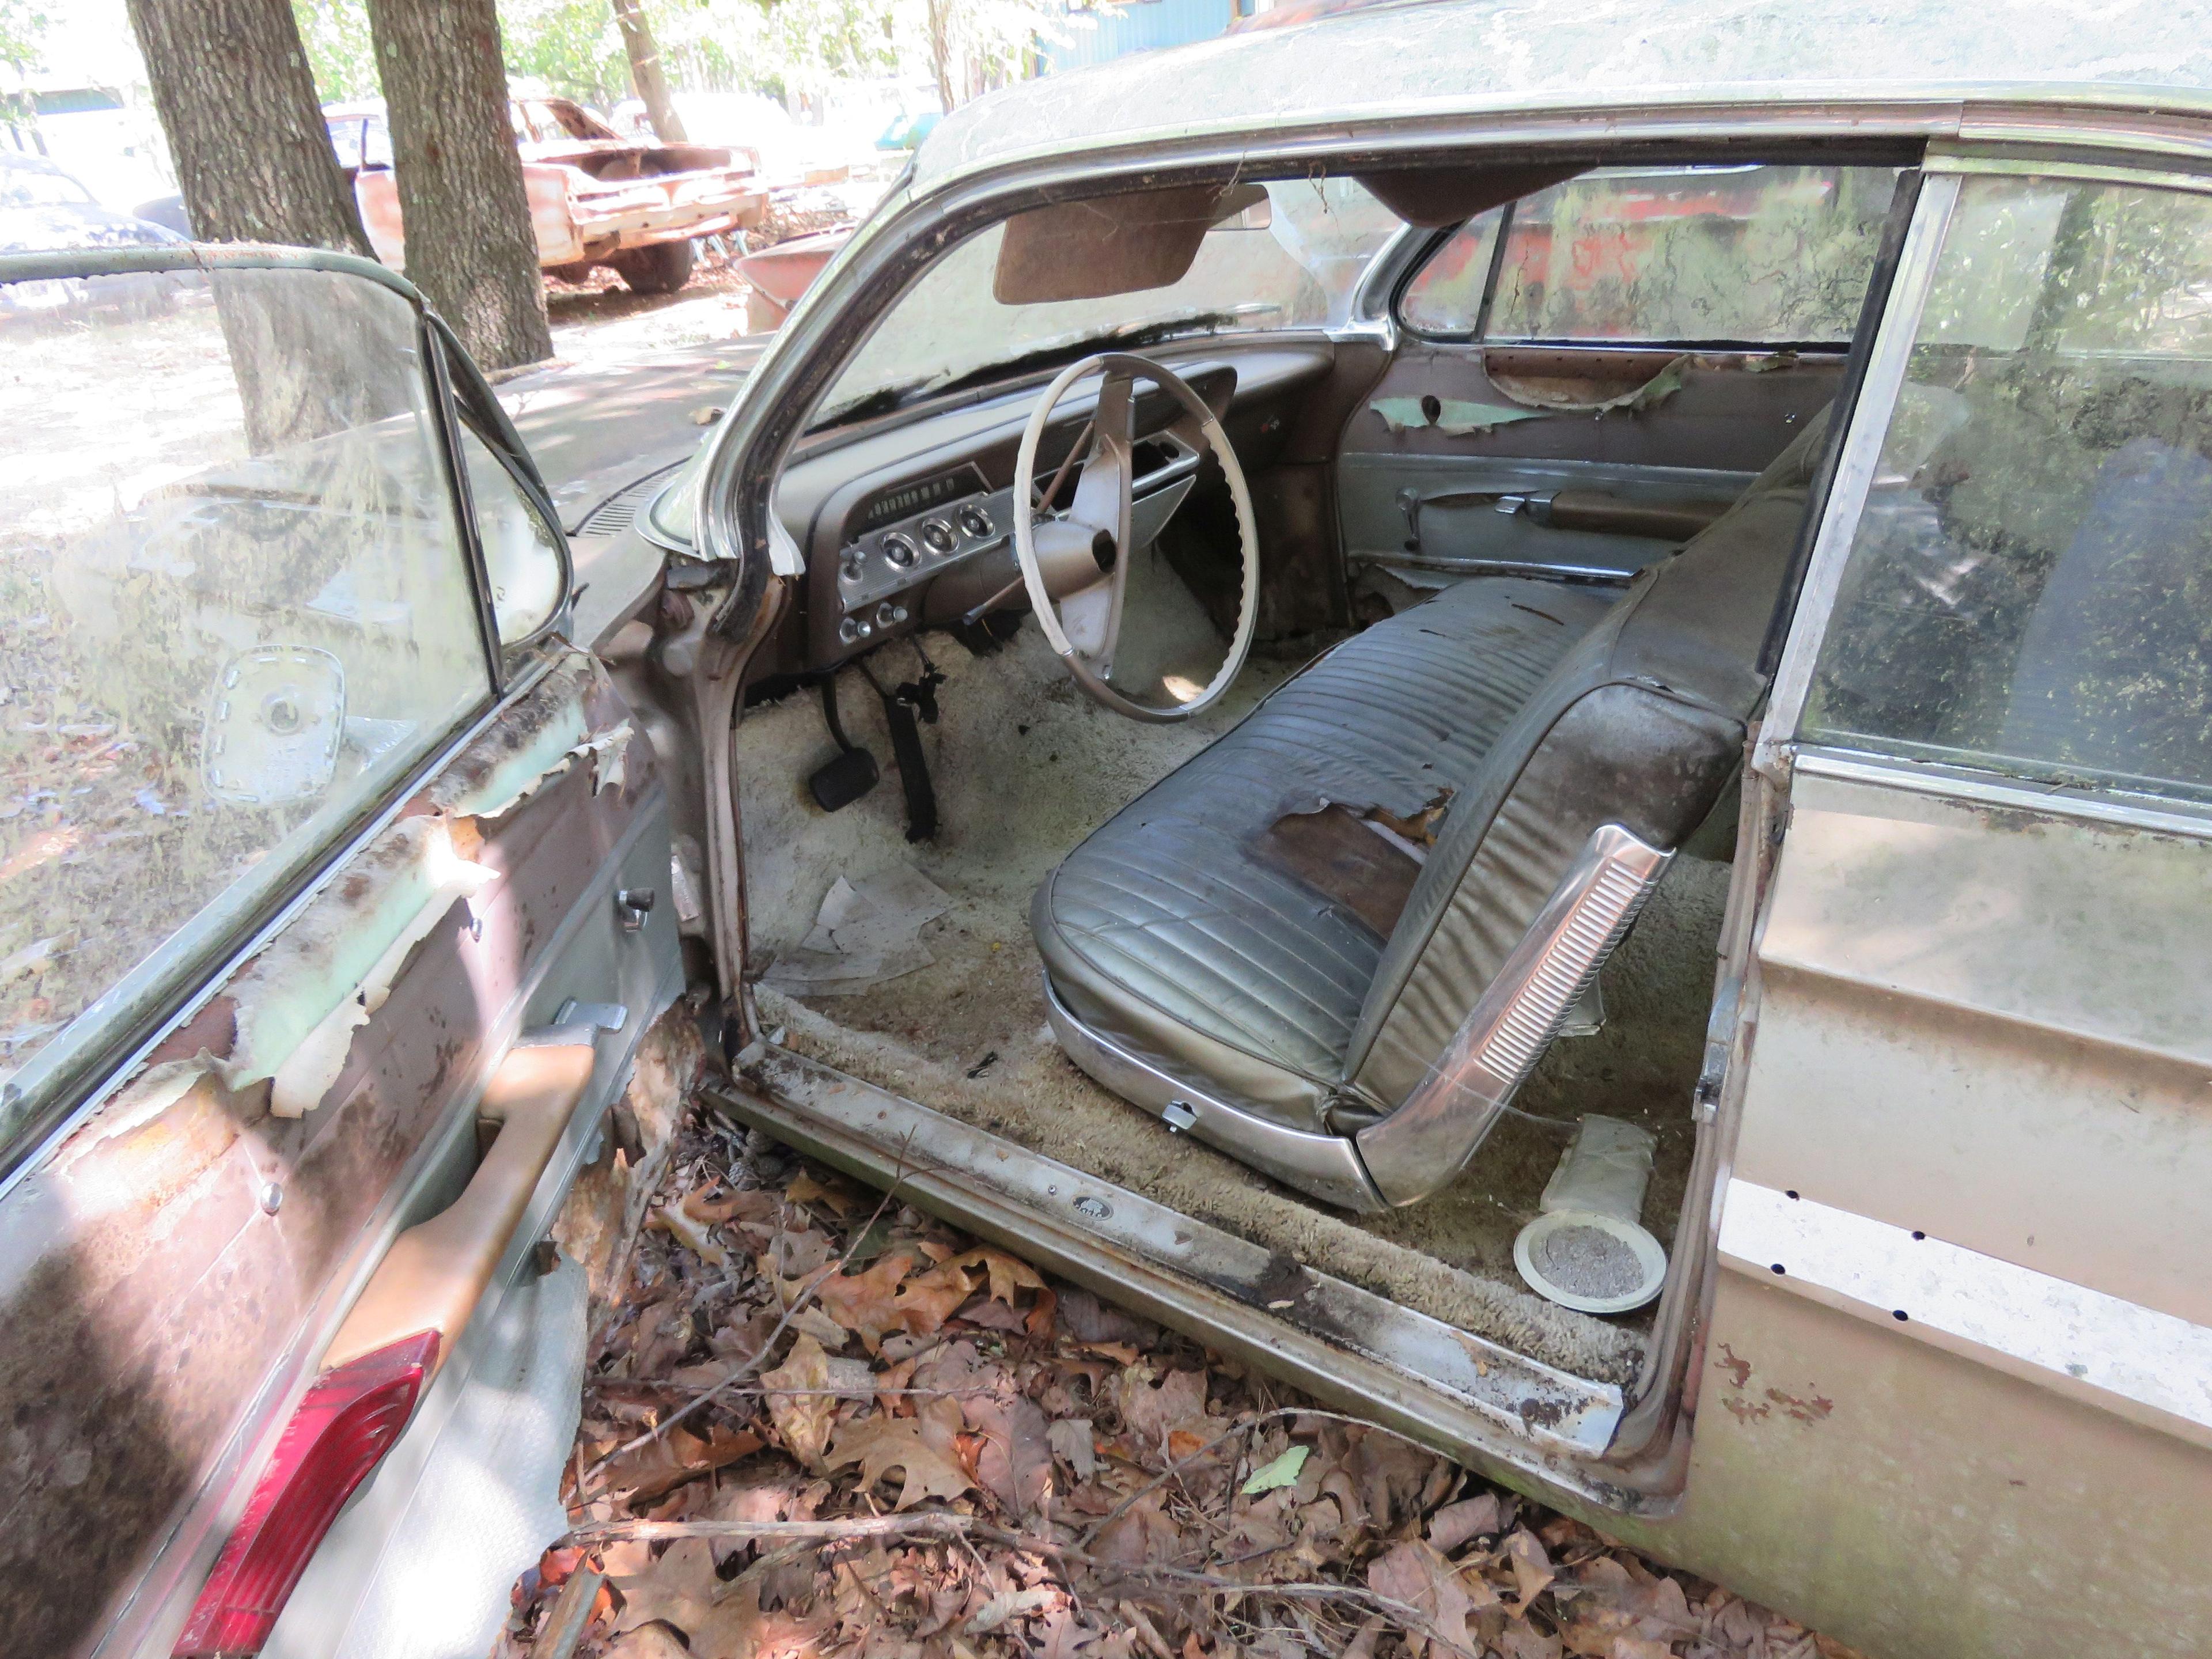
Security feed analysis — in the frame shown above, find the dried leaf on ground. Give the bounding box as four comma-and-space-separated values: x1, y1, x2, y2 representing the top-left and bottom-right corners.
826, 1413, 976, 1509
1505, 1527, 1558, 1608
1368, 1539, 1476, 1657
1094, 1491, 1184, 1567
599, 1423, 762, 1503
1047, 1417, 1097, 1482
651, 1202, 729, 1268
760, 1332, 838, 1471
813, 1249, 920, 1351
785, 1171, 854, 1214
1429, 1492, 1502, 1553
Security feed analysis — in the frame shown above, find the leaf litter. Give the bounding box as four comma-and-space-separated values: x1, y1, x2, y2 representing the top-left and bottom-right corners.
498, 1095, 1866, 1659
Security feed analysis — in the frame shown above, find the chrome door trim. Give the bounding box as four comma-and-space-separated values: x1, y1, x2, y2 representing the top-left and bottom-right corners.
1359, 825, 1671, 1206
1719, 1177, 2212, 1452
1791, 747, 2212, 847
1925, 146, 2212, 194
1754, 172, 1959, 771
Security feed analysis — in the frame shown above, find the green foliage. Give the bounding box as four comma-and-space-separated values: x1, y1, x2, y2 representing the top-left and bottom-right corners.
281, 0, 1058, 120
502, 0, 629, 105
293, 0, 379, 101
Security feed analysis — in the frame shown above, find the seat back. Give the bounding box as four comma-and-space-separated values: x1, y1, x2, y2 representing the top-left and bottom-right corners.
1339, 411, 1832, 1143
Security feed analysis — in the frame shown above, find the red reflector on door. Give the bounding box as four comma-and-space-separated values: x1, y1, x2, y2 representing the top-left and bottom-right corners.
174, 1331, 439, 1658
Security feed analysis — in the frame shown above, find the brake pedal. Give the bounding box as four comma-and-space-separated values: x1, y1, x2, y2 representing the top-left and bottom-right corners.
808, 674, 879, 812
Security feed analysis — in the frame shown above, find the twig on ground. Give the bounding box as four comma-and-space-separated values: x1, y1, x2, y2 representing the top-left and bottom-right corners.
562, 1514, 975, 1549
582, 1134, 926, 1488
1081, 1404, 1440, 1546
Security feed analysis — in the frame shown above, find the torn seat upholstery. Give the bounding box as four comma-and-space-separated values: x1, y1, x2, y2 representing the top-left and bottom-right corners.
1032, 412, 1828, 1207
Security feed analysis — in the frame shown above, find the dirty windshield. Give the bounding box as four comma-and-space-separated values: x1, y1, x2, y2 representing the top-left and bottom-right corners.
813, 177, 1400, 425
0, 264, 491, 1145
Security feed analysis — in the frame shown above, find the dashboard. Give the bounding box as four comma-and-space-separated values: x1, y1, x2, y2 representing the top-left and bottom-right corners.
766, 341, 1338, 673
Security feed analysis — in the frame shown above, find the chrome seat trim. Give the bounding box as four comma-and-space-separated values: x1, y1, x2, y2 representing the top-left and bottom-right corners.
1042, 972, 1388, 1213
1358, 824, 1672, 1207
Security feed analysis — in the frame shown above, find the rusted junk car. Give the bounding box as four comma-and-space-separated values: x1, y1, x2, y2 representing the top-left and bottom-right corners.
3, 2, 2210, 1655
329, 95, 767, 294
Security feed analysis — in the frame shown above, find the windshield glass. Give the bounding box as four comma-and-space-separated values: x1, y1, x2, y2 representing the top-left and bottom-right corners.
814, 177, 1399, 425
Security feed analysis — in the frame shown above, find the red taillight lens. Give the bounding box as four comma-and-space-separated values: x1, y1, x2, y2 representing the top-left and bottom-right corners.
174, 1332, 438, 1658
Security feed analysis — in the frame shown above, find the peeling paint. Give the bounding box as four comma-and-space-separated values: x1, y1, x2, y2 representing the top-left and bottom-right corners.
264, 820, 498, 1119
213, 815, 496, 1116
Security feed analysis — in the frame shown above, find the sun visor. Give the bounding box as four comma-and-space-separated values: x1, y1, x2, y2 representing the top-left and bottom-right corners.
993, 183, 1270, 304
1353, 162, 1588, 228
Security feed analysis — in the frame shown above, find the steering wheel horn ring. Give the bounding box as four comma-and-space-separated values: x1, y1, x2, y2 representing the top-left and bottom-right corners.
1011, 351, 1260, 724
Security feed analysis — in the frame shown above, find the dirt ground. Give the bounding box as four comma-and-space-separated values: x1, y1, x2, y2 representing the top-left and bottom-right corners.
495, 1080, 1857, 1659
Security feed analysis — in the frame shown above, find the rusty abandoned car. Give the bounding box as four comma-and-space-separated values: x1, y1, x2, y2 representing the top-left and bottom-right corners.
5, 2, 2212, 1656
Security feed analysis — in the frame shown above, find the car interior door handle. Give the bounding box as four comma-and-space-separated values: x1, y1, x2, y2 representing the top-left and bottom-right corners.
321, 1033, 598, 1377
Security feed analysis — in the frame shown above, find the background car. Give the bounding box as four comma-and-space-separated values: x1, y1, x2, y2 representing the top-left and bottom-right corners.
0, 150, 184, 315
332, 96, 768, 294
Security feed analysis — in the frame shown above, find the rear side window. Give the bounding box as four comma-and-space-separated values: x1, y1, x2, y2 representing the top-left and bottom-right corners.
1803, 175, 2212, 804
1399, 164, 1897, 344
0, 264, 492, 1141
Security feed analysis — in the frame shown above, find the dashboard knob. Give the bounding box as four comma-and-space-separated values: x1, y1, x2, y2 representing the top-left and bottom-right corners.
882, 532, 919, 569
921, 519, 956, 554
874, 601, 907, 630
839, 551, 866, 584
957, 505, 993, 539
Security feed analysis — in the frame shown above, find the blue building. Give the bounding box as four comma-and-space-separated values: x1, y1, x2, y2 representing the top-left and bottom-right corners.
1038, 0, 1262, 75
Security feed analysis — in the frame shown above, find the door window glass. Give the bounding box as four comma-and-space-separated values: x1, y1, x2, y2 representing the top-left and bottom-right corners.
0, 264, 491, 1139
456, 423, 569, 648
1397, 164, 1897, 343
1397, 209, 1502, 335
1802, 175, 2212, 802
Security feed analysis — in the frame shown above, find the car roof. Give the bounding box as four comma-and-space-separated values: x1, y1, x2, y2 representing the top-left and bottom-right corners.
914, 0, 2212, 194
0, 151, 78, 177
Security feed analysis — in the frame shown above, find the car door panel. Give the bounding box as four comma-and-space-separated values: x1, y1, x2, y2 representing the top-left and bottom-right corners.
1597, 161, 2212, 1659
1340, 344, 1840, 579
8, 652, 675, 1659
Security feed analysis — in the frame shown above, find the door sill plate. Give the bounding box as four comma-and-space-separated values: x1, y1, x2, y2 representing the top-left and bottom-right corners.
717, 1046, 1641, 1504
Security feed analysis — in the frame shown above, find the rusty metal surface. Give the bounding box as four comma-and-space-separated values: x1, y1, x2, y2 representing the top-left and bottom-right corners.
714, 1050, 1647, 1502
0, 662, 656, 1659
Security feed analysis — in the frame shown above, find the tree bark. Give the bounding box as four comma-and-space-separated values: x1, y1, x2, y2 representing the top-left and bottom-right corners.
123, 0, 370, 253
610, 0, 687, 141
362, 0, 552, 370
925, 0, 956, 113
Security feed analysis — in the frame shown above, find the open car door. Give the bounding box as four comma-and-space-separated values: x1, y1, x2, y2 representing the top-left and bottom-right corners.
0, 247, 680, 1659
1627, 161, 2212, 1654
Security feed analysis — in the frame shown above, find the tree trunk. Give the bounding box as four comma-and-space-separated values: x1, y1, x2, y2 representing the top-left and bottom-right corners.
925, 0, 956, 113
362, 0, 551, 371
123, 0, 370, 253
610, 0, 687, 141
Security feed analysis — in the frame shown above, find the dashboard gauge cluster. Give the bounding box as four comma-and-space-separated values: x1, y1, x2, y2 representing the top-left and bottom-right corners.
832, 480, 1022, 646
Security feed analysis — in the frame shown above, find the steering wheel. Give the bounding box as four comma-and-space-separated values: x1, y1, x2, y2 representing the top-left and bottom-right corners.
1012, 352, 1259, 722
